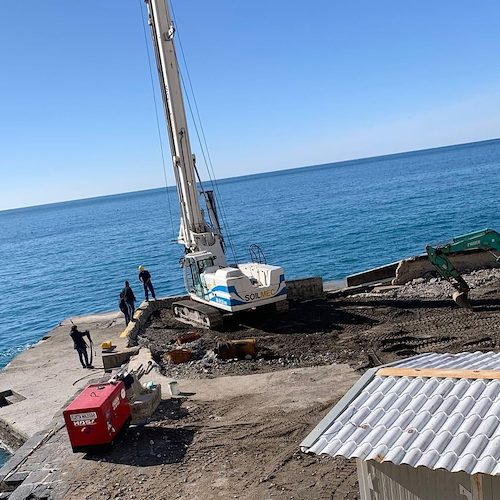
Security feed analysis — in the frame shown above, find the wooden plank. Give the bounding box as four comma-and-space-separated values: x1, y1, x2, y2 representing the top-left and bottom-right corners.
376, 367, 500, 380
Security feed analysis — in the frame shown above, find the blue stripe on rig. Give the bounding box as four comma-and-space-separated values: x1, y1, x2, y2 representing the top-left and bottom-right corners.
209, 296, 247, 307
209, 285, 245, 301
208, 280, 286, 305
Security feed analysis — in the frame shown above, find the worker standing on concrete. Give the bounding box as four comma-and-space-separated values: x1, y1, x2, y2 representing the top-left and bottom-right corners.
121, 281, 136, 324
69, 325, 93, 369
138, 265, 156, 301
119, 292, 129, 325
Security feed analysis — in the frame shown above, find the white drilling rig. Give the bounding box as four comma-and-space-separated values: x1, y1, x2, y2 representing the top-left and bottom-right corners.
144, 0, 287, 328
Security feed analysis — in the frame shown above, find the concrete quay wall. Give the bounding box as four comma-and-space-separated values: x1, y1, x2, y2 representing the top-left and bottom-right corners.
0, 310, 128, 452
346, 249, 500, 288
393, 249, 500, 284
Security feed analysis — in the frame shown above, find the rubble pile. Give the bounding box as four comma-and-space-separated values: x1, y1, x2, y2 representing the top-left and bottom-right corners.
350, 268, 500, 301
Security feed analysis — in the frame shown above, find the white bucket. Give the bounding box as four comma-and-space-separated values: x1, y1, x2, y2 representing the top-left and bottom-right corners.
168, 381, 180, 396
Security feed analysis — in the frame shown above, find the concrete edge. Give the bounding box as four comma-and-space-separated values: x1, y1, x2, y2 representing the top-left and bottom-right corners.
121, 296, 187, 347
0, 379, 105, 490
345, 249, 500, 289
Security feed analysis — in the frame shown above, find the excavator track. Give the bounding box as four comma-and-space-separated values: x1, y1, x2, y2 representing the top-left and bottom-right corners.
172, 300, 224, 330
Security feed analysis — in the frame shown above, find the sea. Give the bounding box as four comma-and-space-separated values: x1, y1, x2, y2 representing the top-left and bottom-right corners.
0, 138, 499, 464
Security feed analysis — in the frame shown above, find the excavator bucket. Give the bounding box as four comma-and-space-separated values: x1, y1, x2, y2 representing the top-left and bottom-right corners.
452, 291, 472, 310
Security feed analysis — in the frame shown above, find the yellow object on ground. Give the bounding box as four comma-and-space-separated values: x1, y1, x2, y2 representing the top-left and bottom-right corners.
101, 341, 112, 349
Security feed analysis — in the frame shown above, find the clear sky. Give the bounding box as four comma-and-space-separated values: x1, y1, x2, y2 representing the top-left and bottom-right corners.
1, 0, 500, 211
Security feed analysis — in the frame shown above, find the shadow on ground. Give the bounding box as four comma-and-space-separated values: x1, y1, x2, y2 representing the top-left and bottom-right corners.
83, 399, 195, 466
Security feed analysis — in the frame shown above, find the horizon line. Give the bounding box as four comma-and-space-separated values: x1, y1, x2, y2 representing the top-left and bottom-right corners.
2, 136, 499, 214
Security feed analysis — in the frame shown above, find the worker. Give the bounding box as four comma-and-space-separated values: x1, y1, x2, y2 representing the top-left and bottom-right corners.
69, 325, 93, 369
119, 292, 129, 325
138, 265, 156, 301
121, 280, 136, 324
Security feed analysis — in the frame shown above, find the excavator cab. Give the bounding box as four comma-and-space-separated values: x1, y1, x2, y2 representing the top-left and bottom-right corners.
183, 252, 216, 299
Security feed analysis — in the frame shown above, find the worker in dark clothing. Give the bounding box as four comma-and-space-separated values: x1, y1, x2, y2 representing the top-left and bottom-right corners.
70, 325, 93, 369
119, 292, 129, 325
121, 281, 136, 324
138, 265, 156, 301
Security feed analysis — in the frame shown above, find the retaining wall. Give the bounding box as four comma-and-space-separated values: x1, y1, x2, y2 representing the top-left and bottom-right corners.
346, 250, 500, 288
393, 250, 500, 284
122, 296, 187, 349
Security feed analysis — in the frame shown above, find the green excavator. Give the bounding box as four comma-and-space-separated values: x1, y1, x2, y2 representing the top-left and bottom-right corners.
426, 228, 500, 309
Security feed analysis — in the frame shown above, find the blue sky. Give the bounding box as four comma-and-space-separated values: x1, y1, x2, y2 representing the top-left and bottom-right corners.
1, 0, 500, 211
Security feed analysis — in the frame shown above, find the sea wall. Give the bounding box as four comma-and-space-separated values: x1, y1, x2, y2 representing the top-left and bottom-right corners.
346, 249, 500, 287
347, 262, 400, 287
393, 249, 500, 284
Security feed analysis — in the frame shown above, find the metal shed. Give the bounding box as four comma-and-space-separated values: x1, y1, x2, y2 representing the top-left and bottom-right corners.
301, 352, 500, 500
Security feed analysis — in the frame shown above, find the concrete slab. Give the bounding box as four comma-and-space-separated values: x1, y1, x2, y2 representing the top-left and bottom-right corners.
0, 310, 128, 447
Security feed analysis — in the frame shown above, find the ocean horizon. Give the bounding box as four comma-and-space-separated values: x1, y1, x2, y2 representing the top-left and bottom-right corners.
2, 137, 498, 214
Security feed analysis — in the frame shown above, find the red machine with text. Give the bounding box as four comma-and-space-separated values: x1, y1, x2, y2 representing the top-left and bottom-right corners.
63, 381, 131, 452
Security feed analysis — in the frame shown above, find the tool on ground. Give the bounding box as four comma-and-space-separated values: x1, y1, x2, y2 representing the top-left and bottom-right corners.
88, 335, 96, 367
142, 0, 287, 329
426, 228, 500, 308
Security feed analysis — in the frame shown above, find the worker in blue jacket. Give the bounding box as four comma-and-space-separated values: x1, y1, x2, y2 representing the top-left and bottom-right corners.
70, 325, 93, 369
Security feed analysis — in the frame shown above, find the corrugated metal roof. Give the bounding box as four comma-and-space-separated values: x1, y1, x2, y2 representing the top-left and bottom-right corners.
302, 352, 500, 475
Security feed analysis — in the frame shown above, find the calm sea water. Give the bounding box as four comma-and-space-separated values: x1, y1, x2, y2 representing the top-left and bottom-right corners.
0, 138, 499, 461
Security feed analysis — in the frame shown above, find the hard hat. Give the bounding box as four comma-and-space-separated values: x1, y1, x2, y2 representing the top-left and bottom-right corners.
138, 265, 144, 271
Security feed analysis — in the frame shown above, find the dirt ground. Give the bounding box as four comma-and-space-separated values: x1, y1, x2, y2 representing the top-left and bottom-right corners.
62, 366, 360, 500
140, 269, 500, 379
62, 269, 500, 500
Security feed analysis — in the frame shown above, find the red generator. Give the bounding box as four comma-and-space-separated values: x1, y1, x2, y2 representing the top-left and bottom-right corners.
63, 381, 131, 453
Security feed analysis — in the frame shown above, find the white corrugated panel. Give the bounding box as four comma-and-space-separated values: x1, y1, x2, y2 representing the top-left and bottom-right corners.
306, 352, 500, 475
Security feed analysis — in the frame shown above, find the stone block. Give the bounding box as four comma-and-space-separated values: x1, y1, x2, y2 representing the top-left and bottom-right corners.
286, 277, 324, 301
130, 385, 161, 423
2, 472, 28, 489
102, 347, 140, 371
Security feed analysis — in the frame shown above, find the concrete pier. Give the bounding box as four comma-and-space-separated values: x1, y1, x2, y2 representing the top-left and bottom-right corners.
0, 311, 128, 449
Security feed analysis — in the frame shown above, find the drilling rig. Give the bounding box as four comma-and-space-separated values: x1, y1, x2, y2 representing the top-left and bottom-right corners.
144, 0, 287, 328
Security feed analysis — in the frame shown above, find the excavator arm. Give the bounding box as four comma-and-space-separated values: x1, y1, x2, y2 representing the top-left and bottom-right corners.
425, 228, 500, 308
